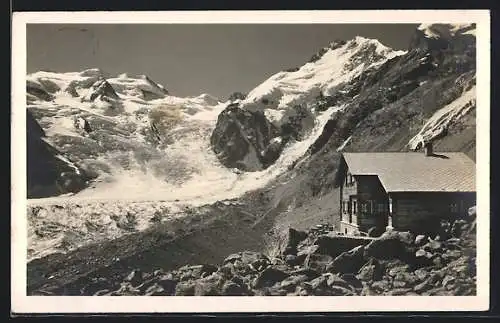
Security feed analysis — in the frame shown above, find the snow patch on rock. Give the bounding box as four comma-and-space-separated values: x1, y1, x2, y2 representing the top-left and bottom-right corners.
408, 85, 476, 150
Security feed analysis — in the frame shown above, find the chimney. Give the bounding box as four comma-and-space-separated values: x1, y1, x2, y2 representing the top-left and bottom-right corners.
424, 142, 433, 156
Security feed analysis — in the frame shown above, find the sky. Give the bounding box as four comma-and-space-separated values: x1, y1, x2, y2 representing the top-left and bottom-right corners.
27, 24, 419, 99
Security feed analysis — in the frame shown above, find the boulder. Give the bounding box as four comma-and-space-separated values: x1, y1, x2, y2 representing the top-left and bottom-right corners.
305, 275, 329, 290
175, 281, 196, 296
368, 226, 384, 238
326, 245, 366, 274
222, 281, 252, 296
325, 273, 355, 291
414, 234, 428, 246
124, 269, 144, 287
392, 271, 419, 288
468, 206, 477, 218
303, 273, 353, 296
413, 268, 430, 282
284, 254, 299, 266
441, 275, 456, 289
356, 258, 384, 282
252, 267, 290, 289
371, 279, 392, 293
414, 278, 434, 293
451, 219, 469, 238
329, 285, 357, 296
423, 239, 443, 251
277, 274, 309, 292
223, 251, 269, 267
289, 268, 321, 280
364, 231, 415, 262
157, 276, 177, 295
145, 283, 167, 296
387, 264, 410, 277
297, 244, 320, 258
81, 278, 112, 296
442, 249, 463, 262
340, 273, 363, 290
313, 234, 370, 258
387, 288, 415, 296
304, 253, 333, 272
114, 282, 141, 296
194, 273, 225, 296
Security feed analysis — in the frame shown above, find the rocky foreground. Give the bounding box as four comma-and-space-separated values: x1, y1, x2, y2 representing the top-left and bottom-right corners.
34, 211, 476, 296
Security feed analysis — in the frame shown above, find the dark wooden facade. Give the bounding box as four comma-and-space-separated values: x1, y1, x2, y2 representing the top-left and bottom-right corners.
387, 191, 476, 235
338, 167, 476, 236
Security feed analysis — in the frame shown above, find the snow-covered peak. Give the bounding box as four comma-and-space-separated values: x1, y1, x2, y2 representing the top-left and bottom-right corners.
192, 93, 221, 106
240, 36, 406, 124
417, 23, 476, 40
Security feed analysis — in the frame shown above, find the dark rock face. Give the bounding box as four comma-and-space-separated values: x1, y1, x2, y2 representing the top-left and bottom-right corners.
27, 81, 54, 102
308, 40, 347, 63
210, 101, 315, 172
282, 228, 308, 256
27, 110, 89, 198
84, 78, 120, 102
280, 104, 315, 141
228, 92, 247, 102
210, 104, 283, 171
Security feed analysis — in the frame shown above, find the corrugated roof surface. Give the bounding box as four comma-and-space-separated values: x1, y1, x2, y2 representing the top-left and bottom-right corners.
343, 152, 476, 192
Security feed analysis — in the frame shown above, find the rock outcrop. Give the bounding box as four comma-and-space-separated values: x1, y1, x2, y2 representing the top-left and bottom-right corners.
27, 110, 90, 198
210, 103, 283, 171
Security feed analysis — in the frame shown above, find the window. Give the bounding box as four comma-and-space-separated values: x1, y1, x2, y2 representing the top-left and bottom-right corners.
376, 203, 386, 213
353, 201, 357, 214
345, 173, 355, 187
361, 201, 372, 213
450, 203, 459, 213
